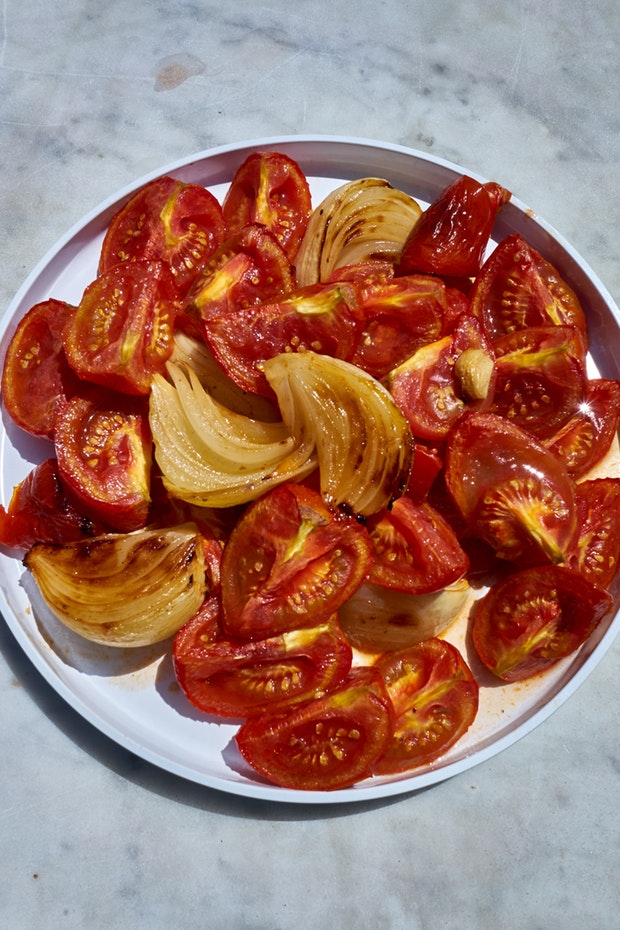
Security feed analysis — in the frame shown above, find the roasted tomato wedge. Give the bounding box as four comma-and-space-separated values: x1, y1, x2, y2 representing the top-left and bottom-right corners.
568, 478, 620, 590
405, 441, 443, 503
328, 259, 395, 296
366, 497, 469, 594
398, 174, 510, 279
0, 458, 104, 550
1, 299, 80, 438
445, 412, 578, 564
185, 224, 294, 323
469, 233, 587, 340
172, 596, 352, 718
222, 151, 312, 262
490, 325, 588, 440
236, 667, 394, 791
202, 282, 363, 397
220, 483, 373, 639
543, 378, 620, 479
388, 314, 495, 440
372, 639, 479, 774
54, 393, 152, 532
63, 260, 180, 395
348, 275, 448, 380
472, 565, 613, 682
98, 176, 226, 298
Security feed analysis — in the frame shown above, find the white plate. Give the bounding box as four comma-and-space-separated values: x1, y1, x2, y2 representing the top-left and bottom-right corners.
2, 135, 620, 805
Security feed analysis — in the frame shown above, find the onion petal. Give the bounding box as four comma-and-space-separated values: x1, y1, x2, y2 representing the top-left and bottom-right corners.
262, 351, 414, 516
295, 178, 422, 286
25, 524, 208, 647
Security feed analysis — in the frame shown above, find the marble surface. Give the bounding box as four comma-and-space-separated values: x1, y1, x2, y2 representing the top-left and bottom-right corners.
1, 1, 620, 927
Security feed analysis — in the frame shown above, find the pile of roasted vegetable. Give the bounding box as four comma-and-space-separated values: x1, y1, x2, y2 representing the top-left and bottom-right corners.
2, 150, 620, 790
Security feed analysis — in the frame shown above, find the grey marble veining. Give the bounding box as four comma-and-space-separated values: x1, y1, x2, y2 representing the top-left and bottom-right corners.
1, 2, 620, 928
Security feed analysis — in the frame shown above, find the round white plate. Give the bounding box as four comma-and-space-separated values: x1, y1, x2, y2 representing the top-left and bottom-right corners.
2, 136, 620, 804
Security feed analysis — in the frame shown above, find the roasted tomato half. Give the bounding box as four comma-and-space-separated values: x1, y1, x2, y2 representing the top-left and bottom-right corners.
543, 378, 620, 479
0, 458, 104, 550
366, 496, 469, 594
472, 564, 613, 682
222, 151, 312, 262
202, 282, 363, 397
54, 392, 152, 532
220, 483, 374, 639
185, 224, 295, 323
98, 175, 226, 298
63, 260, 180, 395
398, 174, 511, 279
469, 232, 587, 340
445, 412, 579, 565
388, 315, 495, 440
236, 667, 394, 790
490, 324, 588, 440
372, 639, 479, 774
1, 299, 81, 438
173, 596, 352, 718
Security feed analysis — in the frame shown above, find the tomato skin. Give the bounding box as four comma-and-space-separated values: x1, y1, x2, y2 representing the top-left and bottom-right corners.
0, 458, 105, 550
568, 478, 620, 590
372, 639, 479, 774
202, 282, 363, 397
98, 176, 226, 298
349, 274, 448, 380
220, 483, 374, 640
470, 233, 587, 340
490, 324, 588, 440
366, 496, 469, 594
222, 151, 312, 262
472, 564, 613, 682
398, 175, 511, 279
172, 596, 352, 718
235, 667, 394, 790
54, 393, 152, 532
1, 299, 81, 438
388, 314, 495, 440
185, 224, 295, 323
63, 260, 180, 396
445, 412, 579, 565
543, 378, 620, 479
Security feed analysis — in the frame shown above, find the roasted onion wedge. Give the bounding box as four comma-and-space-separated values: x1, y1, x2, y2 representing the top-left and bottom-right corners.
295, 178, 422, 286
338, 579, 472, 654
149, 361, 317, 507
25, 524, 208, 647
262, 351, 414, 516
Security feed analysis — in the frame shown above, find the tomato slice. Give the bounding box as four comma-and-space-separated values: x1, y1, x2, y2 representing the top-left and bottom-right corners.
543, 378, 620, 479
54, 393, 152, 532
220, 483, 373, 639
490, 325, 588, 440
445, 412, 579, 564
349, 275, 448, 380
63, 260, 180, 395
185, 224, 295, 323
568, 478, 620, 590
366, 496, 469, 594
1, 299, 81, 438
98, 176, 226, 298
372, 639, 479, 774
0, 458, 105, 550
172, 596, 352, 718
472, 564, 613, 682
328, 259, 395, 296
388, 314, 495, 440
398, 175, 511, 279
202, 282, 363, 397
222, 151, 312, 262
470, 233, 587, 340
235, 667, 394, 790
